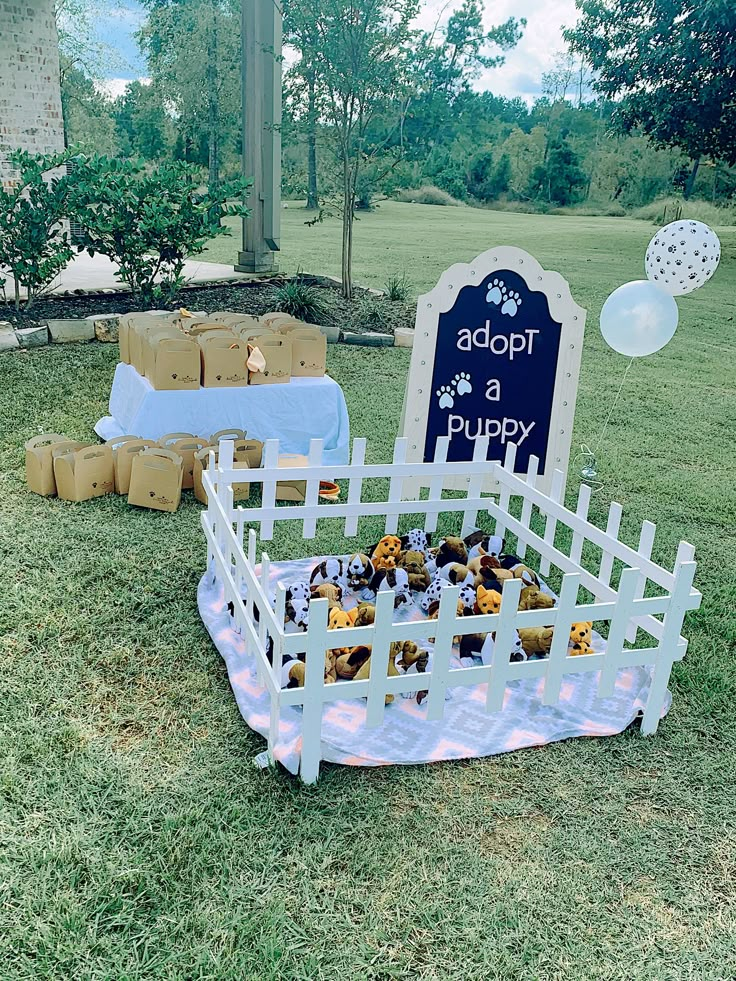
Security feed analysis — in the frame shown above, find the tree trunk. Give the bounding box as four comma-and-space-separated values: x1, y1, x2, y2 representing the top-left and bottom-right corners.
684, 157, 700, 200
306, 72, 318, 210
341, 154, 353, 300
207, 2, 220, 207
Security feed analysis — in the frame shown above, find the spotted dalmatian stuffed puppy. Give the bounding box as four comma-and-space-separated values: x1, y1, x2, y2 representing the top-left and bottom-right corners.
419, 576, 449, 613
309, 558, 347, 590
286, 580, 310, 605
401, 528, 432, 558
370, 567, 412, 608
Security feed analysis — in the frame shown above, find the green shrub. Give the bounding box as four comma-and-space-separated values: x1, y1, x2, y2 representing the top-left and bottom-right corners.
384, 273, 412, 302
396, 185, 463, 207
631, 196, 736, 226
0, 149, 77, 310
68, 155, 251, 305
272, 274, 325, 322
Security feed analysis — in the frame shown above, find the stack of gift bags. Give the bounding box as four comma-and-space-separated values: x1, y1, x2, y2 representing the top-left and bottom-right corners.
21, 429, 310, 513
119, 310, 327, 391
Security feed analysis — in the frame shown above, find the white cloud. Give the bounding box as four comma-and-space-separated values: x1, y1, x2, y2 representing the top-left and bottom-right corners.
96, 77, 151, 99
418, 0, 580, 102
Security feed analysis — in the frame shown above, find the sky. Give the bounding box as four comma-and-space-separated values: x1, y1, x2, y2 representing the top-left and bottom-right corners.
98, 0, 580, 102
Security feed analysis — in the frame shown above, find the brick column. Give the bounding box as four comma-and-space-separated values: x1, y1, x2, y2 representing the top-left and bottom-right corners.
0, 0, 65, 189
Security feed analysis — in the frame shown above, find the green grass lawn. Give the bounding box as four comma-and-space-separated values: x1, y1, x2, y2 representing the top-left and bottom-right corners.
2, 204, 736, 979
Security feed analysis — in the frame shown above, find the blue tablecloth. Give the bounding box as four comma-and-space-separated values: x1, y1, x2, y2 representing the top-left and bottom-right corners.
95, 363, 351, 465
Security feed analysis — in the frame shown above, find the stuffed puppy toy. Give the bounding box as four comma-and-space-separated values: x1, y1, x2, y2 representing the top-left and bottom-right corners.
310, 558, 347, 590
398, 549, 431, 592
354, 602, 376, 626
346, 553, 375, 592
499, 554, 540, 588
468, 555, 512, 593
370, 535, 403, 571
460, 629, 526, 664
353, 643, 401, 704
437, 562, 475, 587
326, 606, 360, 661
419, 576, 449, 613
457, 583, 477, 612
285, 598, 310, 630
286, 580, 311, 605
434, 536, 468, 569
474, 584, 503, 616
518, 626, 554, 657
569, 621, 594, 655
401, 528, 431, 558
285, 650, 337, 687
309, 582, 343, 610
518, 585, 555, 612
335, 644, 372, 680
370, 567, 412, 608
464, 532, 504, 561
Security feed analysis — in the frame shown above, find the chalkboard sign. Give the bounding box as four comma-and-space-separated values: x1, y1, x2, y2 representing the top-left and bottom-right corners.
400, 247, 586, 495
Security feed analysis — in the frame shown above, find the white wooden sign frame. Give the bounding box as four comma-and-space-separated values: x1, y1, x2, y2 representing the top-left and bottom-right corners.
400, 247, 586, 496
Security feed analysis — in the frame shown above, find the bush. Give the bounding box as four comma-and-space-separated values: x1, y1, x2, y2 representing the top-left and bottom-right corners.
68, 155, 251, 305
385, 273, 412, 302
548, 202, 628, 217
631, 196, 736, 226
0, 149, 77, 310
272, 274, 325, 322
396, 185, 463, 207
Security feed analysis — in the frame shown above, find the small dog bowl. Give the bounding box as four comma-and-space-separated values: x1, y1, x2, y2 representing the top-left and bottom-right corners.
319, 480, 340, 500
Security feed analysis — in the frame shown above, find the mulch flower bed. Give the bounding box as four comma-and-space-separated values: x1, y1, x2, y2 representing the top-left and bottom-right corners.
1, 278, 413, 336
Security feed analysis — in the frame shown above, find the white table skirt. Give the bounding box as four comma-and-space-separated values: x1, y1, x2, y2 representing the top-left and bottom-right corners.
95, 363, 351, 465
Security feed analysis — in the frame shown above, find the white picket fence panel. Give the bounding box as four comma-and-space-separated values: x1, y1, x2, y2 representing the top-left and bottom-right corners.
201, 438, 702, 784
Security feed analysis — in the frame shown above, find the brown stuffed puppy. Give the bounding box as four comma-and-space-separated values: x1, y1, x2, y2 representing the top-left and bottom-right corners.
569, 621, 594, 655
468, 554, 514, 591
346, 553, 374, 591
518, 626, 554, 656
353, 643, 401, 704
326, 606, 359, 660
309, 582, 343, 610
434, 536, 468, 569
370, 535, 403, 571
399, 549, 431, 591
517, 585, 555, 612
354, 602, 376, 626
287, 650, 337, 687
499, 554, 540, 588
474, 585, 502, 616
335, 644, 372, 679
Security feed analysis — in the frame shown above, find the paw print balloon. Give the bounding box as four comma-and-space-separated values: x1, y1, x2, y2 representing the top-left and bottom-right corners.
645, 220, 721, 296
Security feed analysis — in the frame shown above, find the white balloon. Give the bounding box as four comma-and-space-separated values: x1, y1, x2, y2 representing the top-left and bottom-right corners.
645, 220, 721, 296
600, 280, 679, 357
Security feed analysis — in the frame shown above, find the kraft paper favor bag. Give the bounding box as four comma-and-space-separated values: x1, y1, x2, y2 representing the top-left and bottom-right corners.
276, 454, 308, 502
260, 311, 294, 329
200, 335, 249, 387
129, 319, 179, 374
53, 444, 114, 502
108, 436, 158, 495
25, 434, 85, 496
248, 335, 292, 385
193, 444, 251, 505
237, 438, 264, 469
290, 327, 327, 377
128, 447, 183, 513
161, 436, 208, 490
237, 326, 274, 344
210, 428, 246, 444
142, 327, 182, 381
149, 337, 201, 391
119, 313, 165, 364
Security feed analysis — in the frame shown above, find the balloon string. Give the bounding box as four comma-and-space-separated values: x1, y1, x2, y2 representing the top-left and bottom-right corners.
594, 357, 635, 455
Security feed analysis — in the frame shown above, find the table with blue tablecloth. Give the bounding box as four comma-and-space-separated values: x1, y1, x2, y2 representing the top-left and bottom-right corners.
95, 363, 351, 465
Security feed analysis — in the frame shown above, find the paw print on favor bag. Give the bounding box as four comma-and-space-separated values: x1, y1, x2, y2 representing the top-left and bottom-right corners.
453, 371, 472, 395
486, 278, 503, 305
436, 385, 455, 409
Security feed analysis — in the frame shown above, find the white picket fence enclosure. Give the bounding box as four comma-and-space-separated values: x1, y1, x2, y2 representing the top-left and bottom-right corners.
201, 436, 701, 784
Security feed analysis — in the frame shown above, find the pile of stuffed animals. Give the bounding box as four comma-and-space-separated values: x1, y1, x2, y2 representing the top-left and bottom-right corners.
260, 528, 594, 698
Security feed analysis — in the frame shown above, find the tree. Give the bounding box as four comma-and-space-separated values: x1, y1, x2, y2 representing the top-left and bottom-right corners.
114, 81, 173, 159
528, 139, 587, 206
288, 0, 419, 299
566, 0, 736, 197
140, 0, 242, 195
60, 60, 119, 153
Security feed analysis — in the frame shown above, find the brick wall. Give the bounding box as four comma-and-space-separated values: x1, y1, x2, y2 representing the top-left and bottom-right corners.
0, 0, 65, 188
